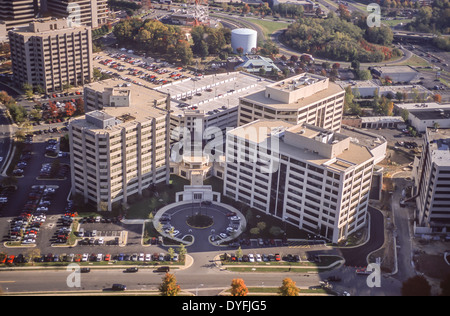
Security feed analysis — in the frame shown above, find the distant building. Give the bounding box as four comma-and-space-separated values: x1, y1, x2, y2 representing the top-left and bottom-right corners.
0, 0, 40, 31
41, 0, 108, 28
369, 65, 419, 83
8, 19, 93, 93
412, 127, 450, 235
235, 55, 280, 75
408, 108, 450, 132
272, 0, 316, 13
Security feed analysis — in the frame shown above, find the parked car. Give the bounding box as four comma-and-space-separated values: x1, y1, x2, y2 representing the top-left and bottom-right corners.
112, 284, 126, 291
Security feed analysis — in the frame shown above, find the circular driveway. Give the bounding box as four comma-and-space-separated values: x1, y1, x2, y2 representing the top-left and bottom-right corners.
153, 201, 244, 251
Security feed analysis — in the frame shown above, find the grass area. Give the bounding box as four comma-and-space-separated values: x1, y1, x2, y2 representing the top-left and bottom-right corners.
243, 18, 288, 37
125, 175, 190, 219
223, 287, 331, 295
382, 19, 413, 27
398, 54, 432, 68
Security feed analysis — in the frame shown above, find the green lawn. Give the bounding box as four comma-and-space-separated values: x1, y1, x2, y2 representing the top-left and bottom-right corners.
125, 175, 190, 219
243, 18, 288, 37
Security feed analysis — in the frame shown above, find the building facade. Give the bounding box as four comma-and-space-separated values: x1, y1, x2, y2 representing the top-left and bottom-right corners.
42, 0, 108, 28
412, 128, 450, 234
0, 0, 39, 30
224, 120, 376, 243
69, 85, 170, 211
238, 73, 345, 132
8, 19, 92, 93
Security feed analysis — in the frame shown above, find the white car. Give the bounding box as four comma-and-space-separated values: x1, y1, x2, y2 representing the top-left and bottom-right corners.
256, 254, 262, 262
82, 253, 89, 262
97, 254, 103, 261
36, 207, 48, 212
98, 238, 104, 245
145, 254, 151, 261
139, 253, 144, 261
248, 254, 255, 263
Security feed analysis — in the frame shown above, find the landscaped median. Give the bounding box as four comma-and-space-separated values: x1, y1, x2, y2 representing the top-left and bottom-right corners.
218, 255, 344, 273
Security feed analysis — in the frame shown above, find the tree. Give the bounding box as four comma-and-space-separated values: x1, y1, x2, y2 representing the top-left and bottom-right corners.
279, 278, 300, 296
159, 273, 181, 296
178, 243, 187, 261
230, 278, 249, 296
65, 102, 76, 117
401, 276, 431, 296
236, 47, 244, 55
168, 247, 175, 260
433, 94, 442, 103
175, 40, 193, 65
236, 246, 243, 260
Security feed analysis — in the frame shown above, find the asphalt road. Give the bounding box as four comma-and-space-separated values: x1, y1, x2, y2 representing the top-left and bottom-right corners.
339, 207, 385, 267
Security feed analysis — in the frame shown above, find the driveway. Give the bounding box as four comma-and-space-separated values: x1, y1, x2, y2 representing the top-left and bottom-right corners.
339, 207, 385, 267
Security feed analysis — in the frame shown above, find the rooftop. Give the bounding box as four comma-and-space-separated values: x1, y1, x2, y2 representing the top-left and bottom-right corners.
85, 78, 168, 108
409, 108, 450, 120
228, 120, 373, 170
155, 72, 272, 116
427, 128, 450, 167
241, 79, 344, 110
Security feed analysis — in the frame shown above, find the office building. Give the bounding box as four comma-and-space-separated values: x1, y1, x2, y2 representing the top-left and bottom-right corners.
153, 72, 272, 182
224, 120, 376, 243
238, 73, 345, 132
69, 83, 170, 211
42, 0, 108, 28
0, 0, 39, 30
8, 18, 93, 93
412, 127, 450, 234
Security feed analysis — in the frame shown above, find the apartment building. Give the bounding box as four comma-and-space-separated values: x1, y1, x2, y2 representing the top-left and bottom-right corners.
42, 0, 108, 28
8, 18, 92, 93
238, 73, 345, 132
224, 120, 376, 243
412, 127, 450, 234
69, 84, 170, 211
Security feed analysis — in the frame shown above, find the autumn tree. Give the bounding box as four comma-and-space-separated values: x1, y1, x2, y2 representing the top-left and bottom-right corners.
279, 278, 300, 296
433, 94, 442, 103
48, 101, 59, 118
65, 102, 76, 117
159, 273, 181, 296
230, 278, 249, 296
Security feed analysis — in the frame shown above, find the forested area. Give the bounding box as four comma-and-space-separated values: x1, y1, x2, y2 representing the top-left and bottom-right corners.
282, 10, 401, 62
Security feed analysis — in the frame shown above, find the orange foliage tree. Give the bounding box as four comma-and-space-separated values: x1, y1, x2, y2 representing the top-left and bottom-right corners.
230, 278, 249, 296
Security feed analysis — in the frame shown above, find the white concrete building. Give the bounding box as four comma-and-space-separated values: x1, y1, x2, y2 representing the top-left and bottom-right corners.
238, 73, 345, 132
8, 19, 93, 93
412, 128, 450, 235
69, 84, 170, 211
224, 120, 376, 243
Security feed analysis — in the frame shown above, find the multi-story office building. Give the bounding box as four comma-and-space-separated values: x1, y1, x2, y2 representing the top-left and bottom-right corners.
412, 127, 450, 234
153, 72, 272, 183
69, 83, 170, 211
0, 0, 39, 30
42, 0, 108, 28
8, 18, 92, 93
224, 120, 376, 243
238, 73, 345, 132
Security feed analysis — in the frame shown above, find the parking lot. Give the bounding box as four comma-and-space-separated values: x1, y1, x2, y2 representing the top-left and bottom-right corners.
92, 49, 198, 89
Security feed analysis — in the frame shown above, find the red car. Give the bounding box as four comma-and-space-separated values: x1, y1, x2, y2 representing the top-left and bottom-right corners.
6, 255, 15, 264
275, 254, 281, 262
